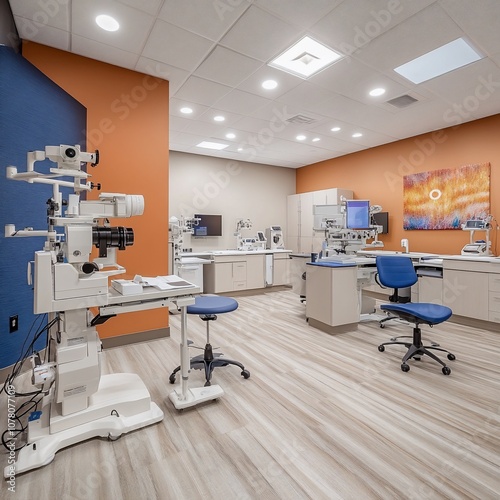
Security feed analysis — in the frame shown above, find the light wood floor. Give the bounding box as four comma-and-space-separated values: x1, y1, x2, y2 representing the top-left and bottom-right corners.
1, 289, 499, 499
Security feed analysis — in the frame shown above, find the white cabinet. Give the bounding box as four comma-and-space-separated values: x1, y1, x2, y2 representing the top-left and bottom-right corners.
204, 254, 268, 293
489, 273, 500, 323
418, 277, 443, 304
273, 252, 290, 285
306, 264, 359, 329
442, 260, 491, 320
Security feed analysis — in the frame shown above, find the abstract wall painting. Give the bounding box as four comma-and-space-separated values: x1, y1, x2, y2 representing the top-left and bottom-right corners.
403, 162, 490, 230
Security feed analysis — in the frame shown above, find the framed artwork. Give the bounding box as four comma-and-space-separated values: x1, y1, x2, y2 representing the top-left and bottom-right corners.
403, 162, 490, 230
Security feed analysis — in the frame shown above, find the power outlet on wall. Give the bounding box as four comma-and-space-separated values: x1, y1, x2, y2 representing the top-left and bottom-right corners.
9, 315, 18, 333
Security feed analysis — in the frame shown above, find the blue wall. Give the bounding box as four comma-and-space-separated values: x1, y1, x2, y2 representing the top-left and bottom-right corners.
0, 46, 86, 369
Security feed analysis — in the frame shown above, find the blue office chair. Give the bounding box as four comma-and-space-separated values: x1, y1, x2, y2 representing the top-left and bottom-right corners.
169, 295, 250, 386
375, 256, 456, 375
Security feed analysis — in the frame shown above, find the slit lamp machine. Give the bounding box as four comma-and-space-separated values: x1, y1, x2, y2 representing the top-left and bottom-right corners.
4, 145, 209, 477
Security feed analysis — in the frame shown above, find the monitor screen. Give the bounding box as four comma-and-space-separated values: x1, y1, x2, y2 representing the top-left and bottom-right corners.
193, 214, 222, 236
372, 212, 389, 234
345, 200, 370, 229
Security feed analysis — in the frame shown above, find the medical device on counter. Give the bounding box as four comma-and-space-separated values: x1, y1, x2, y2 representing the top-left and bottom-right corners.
265, 225, 284, 250
322, 200, 384, 256
3, 145, 204, 476
169, 215, 200, 274
461, 217, 493, 256
235, 218, 255, 250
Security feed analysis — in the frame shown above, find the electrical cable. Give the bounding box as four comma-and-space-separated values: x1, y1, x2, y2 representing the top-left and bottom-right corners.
1, 314, 59, 452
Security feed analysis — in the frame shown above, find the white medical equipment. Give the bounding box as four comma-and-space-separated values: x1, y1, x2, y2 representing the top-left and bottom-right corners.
461, 217, 493, 256
169, 215, 200, 274
323, 202, 384, 256
235, 218, 253, 250
265, 226, 284, 249
4, 145, 214, 477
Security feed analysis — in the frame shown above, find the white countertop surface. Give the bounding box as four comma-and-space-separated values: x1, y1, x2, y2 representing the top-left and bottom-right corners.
181, 249, 292, 258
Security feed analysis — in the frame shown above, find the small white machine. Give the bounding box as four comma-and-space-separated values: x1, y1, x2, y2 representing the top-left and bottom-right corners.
461, 217, 493, 256
4, 145, 216, 477
265, 226, 284, 250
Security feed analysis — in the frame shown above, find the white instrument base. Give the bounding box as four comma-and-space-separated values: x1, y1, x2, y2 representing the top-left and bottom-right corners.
169, 385, 224, 410
4, 373, 163, 478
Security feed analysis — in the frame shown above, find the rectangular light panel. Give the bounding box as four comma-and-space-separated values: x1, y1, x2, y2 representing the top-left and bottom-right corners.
196, 141, 229, 150
394, 38, 483, 84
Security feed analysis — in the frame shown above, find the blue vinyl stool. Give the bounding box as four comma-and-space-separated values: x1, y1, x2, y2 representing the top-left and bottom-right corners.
169, 296, 250, 387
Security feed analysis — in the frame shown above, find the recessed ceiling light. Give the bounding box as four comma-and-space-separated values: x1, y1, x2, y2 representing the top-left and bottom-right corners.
269, 36, 344, 79
226, 133, 236, 139
96, 14, 119, 32
237, 148, 243, 152
352, 132, 363, 138
296, 135, 306, 141
369, 88, 386, 97
196, 141, 229, 150
262, 79, 278, 90
331, 126, 341, 132
213, 115, 225, 122
394, 37, 483, 84
312, 137, 320, 142
180, 107, 193, 114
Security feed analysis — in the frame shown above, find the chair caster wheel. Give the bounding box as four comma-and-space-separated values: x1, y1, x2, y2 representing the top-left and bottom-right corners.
204, 381, 212, 387
108, 434, 122, 441
401, 363, 410, 372
442, 366, 451, 375
241, 369, 250, 379
379, 323, 385, 329
169, 374, 176, 384
447, 353, 456, 361
378, 345, 385, 352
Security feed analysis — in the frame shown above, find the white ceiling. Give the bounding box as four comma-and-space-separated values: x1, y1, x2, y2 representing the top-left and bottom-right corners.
9, 0, 500, 168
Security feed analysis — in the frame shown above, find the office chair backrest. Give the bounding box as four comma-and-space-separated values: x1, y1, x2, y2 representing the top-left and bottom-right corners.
376, 256, 418, 289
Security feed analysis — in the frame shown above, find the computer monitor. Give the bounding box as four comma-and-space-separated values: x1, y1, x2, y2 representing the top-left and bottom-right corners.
372, 212, 389, 234
345, 200, 370, 229
193, 214, 222, 236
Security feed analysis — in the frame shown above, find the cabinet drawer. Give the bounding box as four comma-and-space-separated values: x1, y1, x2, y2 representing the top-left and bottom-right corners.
489, 274, 500, 292
233, 281, 247, 290
488, 293, 500, 313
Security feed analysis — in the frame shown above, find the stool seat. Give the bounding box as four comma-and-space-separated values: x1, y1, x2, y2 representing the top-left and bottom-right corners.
169, 295, 249, 387
187, 296, 238, 315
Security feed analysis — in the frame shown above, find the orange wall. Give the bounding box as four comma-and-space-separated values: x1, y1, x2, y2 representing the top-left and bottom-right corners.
23, 43, 170, 338
297, 115, 500, 256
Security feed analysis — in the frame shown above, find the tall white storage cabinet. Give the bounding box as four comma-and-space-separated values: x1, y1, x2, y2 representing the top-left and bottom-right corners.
286, 188, 353, 253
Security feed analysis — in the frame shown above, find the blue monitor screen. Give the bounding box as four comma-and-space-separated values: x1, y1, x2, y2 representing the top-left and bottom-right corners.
346, 200, 370, 229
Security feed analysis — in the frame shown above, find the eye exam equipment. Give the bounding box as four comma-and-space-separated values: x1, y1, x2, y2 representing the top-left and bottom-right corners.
4, 145, 210, 477
461, 216, 494, 256
265, 225, 284, 250
321, 202, 384, 257
169, 215, 200, 274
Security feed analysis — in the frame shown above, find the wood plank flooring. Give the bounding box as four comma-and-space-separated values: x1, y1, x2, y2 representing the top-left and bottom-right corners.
1, 289, 499, 499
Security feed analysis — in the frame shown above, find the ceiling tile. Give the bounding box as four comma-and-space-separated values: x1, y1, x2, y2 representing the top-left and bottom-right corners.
72, 35, 139, 70
255, 0, 341, 28
10, 1, 69, 30
142, 19, 215, 71
169, 98, 210, 118
135, 58, 190, 95
213, 89, 271, 116
117, 0, 163, 16
194, 46, 262, 87
219, 5, 298, 62
14, 18, 70, 50
174, 76, 232, 106
158, 0, 252, 42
